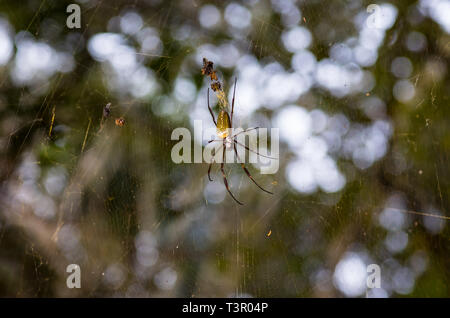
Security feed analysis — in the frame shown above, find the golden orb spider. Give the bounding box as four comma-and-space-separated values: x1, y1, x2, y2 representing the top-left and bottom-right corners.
202, 58, 274, 205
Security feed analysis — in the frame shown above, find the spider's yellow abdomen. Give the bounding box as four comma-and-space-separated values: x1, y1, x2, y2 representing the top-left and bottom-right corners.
216, 110, 231, 139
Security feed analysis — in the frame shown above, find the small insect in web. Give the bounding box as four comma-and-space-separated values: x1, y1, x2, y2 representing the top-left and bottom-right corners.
201, 58, 217, 81
99, 102, 112, 132
202, 58, 275, 205
99, 103, 126, 130
115, 117, 125, 127
103, 103, 112, 118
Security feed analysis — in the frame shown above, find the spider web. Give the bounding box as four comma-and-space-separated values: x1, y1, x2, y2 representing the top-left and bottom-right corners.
0, 0, 449, 298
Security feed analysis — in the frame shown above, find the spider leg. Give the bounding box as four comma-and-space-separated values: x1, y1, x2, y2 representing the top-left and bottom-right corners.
231, 127, 260, 139
234, 140, 277, 159
207, 88, 217, 126
208, 145, 215, 181
207, 143, 221, 181
221, 142, 243, 205
233, 142, 273, 195
230, 77, 237, 128
207, 142, 224, 181
208, 162, 213, 181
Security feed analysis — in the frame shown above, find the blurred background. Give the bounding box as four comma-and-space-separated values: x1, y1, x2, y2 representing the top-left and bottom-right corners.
0, 0, 449, 297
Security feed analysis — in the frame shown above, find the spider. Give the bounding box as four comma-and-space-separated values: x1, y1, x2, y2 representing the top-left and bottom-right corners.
204, 61, 274, 205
